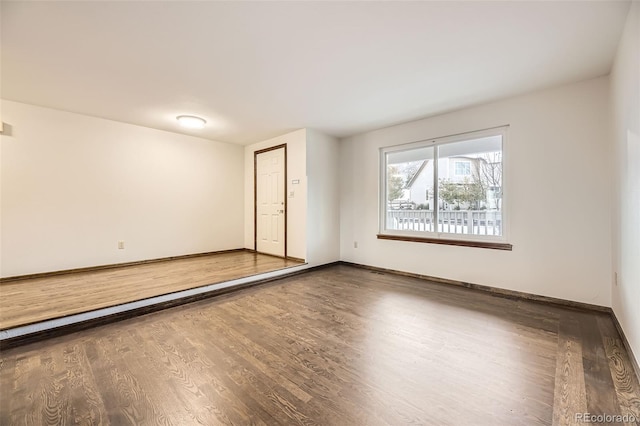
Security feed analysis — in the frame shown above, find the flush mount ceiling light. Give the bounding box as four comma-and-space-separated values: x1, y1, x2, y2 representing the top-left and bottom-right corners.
176, 115, 206, 129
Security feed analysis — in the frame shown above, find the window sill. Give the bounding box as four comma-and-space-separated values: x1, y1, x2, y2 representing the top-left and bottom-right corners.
376, 234, 513, 251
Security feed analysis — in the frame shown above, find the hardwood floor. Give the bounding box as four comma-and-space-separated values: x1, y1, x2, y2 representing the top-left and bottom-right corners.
1, 264, 639, 425
0, 251, 302, 330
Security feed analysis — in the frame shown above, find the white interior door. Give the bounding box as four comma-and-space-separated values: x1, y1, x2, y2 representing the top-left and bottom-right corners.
256, 147, 285, 257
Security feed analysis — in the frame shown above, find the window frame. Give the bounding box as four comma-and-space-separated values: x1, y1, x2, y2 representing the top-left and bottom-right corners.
378, 126, 511, 250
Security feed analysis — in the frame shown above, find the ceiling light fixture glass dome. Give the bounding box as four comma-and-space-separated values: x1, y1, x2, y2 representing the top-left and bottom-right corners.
177, 115, 206, 129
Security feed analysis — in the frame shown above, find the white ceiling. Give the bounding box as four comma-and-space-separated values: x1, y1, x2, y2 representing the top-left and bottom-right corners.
1, 1, 631, 145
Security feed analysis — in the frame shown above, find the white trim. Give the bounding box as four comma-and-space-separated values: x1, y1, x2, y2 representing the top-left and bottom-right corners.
379, 126, 509, 245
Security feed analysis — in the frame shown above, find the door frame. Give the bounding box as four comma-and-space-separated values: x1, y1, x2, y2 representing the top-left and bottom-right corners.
254, 144, 287, 257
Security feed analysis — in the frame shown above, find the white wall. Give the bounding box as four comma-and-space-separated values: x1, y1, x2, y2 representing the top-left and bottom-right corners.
0, 100, 245, 277
340, 77, 612, 306
306, 129, 340, 266
244, 129, 307, 260
610, 2, 640, 365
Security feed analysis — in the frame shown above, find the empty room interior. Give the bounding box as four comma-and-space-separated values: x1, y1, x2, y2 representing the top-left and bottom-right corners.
1, 1, 639, 425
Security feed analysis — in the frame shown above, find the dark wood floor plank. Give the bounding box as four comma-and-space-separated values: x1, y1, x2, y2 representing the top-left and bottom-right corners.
552, 316, 587, 426
578, 312, 623, 422
597, 316, 640, 425
0, 355, 16, 425
600, 335, 640, 426
11, 353, 51, 425
60, 343, 107, 425
1, 264, 639, 425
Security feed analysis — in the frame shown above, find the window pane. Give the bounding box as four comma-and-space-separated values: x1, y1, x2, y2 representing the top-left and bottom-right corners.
437, 135, 503, 236
455, 161, 471, 176
385, 146, 434, 232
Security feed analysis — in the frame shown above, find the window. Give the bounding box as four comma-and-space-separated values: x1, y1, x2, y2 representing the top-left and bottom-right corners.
455, 161, 471, 176
379, 127, 511, 250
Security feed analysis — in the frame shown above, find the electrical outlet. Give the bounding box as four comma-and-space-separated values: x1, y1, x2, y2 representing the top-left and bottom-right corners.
354, 241, 358, 248
118, 241, 125, 250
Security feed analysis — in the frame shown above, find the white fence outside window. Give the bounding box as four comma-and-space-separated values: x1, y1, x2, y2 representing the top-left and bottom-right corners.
386, 210, 502, 236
